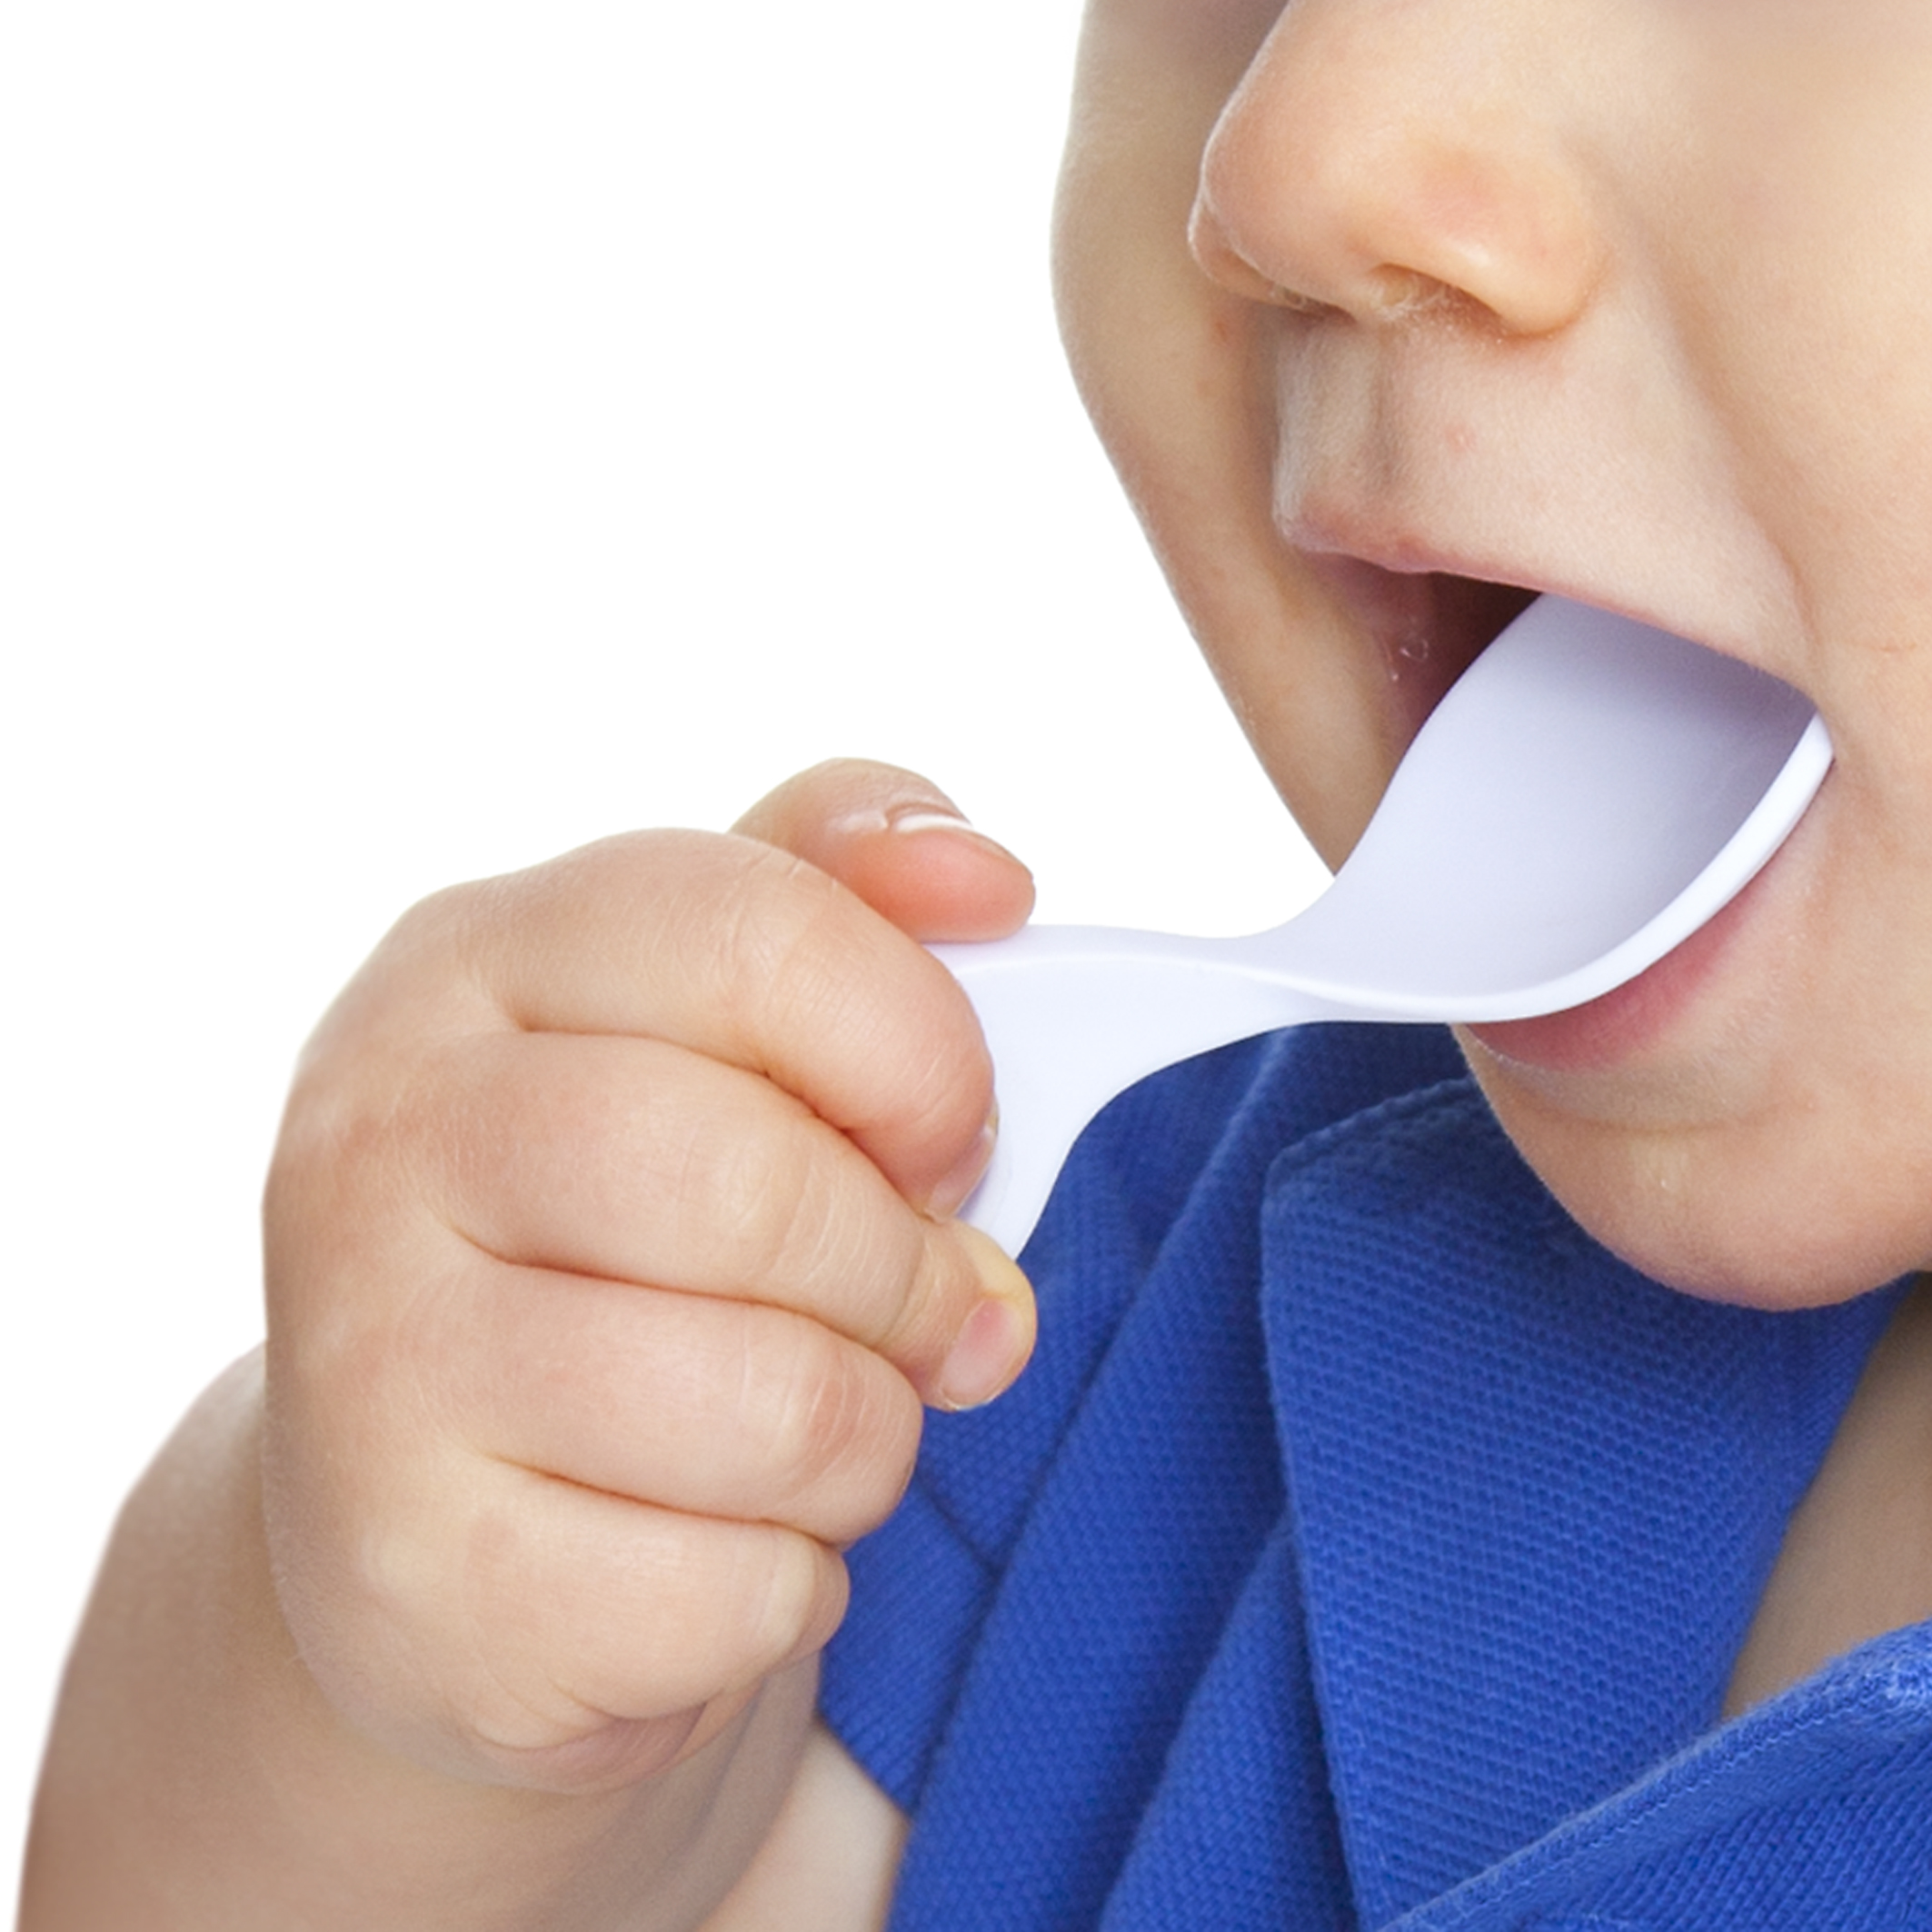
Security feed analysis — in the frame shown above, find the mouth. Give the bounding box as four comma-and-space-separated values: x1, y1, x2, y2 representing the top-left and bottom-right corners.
1459, 861, 1771, 1073
1300, 550, 1540, 744
1300, 542, 1827, 1073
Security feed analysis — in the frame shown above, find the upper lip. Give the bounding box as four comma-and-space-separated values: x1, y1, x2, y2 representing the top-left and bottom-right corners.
1284, 500, 1776, 681
1285, 517, 1554, 737
1280, 509, 1809, 776
1287, 508, 1588, 629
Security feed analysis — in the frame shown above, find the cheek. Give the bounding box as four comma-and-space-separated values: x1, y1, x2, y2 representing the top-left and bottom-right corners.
1657, 43, 1932, 680
1055, 221, 1409, 862
1055, 2, 1409, 866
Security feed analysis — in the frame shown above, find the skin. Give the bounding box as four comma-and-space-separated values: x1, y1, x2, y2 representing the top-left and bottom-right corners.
25, 767, 1031, 1930
28, 0, 1932, 1923
1058, 0, 1932, 1309
1051, 0, 1932, 1748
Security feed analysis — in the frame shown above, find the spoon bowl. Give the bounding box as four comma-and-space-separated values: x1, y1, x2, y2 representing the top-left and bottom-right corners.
934, 597, 1829, 1253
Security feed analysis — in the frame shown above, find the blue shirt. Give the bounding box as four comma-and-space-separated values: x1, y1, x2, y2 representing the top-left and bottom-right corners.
822, 1024, 1932, 1928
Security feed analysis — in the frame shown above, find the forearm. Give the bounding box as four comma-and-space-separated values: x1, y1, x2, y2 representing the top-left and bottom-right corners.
21, 1352, 813, 1932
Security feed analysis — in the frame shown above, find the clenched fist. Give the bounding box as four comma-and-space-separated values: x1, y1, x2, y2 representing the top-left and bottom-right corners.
260, 761, 1038, 1797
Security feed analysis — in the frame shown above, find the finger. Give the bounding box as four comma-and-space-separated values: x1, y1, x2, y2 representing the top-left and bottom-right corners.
419, 1031, 1032, 1405
266, 1344, 851, 1778
475, 1476, 844, 1731
442, 829, 998, 1215
423, 1026, 984, 1306
391, 1463, 848, 1782
454, 1270, 925, 1547
733, 758, 1035, 943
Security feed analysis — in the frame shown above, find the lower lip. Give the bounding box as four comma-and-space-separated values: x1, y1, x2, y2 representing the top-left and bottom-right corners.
1462, 858, 1773, 1073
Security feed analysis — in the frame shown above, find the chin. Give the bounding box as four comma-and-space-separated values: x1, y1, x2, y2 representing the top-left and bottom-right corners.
1467, 1053, 1932, 1312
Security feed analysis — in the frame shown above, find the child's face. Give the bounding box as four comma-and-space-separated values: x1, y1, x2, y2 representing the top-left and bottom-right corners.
1057, 0, 1932, 1308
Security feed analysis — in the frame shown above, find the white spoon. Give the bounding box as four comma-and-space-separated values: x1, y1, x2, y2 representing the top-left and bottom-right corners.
933, 596, 1829, 1253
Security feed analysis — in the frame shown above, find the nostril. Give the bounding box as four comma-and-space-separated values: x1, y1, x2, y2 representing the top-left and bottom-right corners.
1360, 268, 1459, 323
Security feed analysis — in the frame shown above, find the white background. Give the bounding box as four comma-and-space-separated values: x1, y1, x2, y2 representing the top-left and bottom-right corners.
0, 0, 1324, 1882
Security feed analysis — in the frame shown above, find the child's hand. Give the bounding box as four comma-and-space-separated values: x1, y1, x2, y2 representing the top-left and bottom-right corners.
259, 760, 1036, 1798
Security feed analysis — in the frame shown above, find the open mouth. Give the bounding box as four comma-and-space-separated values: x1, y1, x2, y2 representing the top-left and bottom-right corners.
1293, 551, 1829, 1070
1303, 553, 1540, 742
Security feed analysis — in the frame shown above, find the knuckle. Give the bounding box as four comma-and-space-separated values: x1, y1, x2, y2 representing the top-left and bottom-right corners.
751, 1316, 924, 1534
266, 1051, 403, 1224
870, 1218, 981, 1377
674, 1100, 830, 1287
732, 1526, 848, 1675
880, 1003, 998, 1161
702, 839, 850, 1036
453, 1486, 832, 1743
712, 837, 991, 1141
382, 874, 480, 964
269, 1019, 485, 1266
622, 1510, 834, 1701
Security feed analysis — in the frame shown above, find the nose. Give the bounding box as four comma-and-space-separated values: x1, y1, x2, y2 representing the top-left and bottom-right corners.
1190, 2, 1603, 336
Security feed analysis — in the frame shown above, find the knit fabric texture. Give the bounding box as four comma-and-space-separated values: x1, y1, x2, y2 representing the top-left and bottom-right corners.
819, 1024, 1932, 1928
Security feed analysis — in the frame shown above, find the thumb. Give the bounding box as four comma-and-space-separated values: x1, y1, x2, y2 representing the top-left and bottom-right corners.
733, 758, 1035, 942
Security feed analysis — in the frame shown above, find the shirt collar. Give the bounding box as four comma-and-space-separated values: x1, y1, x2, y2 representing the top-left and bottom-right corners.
1260, 1078, 1907, 1926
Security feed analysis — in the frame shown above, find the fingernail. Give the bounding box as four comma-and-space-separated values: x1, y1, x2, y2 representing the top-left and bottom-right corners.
934, 1226, 1034, 1411
824, 797, 969, 841
936, 1296, 1030, 1412
886, 805, 974, 836
828, 801, 1018, 865
924, 1107, 999, 1221
885, 802, 1027, 871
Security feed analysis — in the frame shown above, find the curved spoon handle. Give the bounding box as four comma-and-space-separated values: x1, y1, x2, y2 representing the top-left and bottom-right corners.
930, 927, 1353, 1254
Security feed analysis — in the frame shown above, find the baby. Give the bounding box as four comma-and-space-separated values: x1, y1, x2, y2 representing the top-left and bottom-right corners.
25, 0, 1932, 1925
